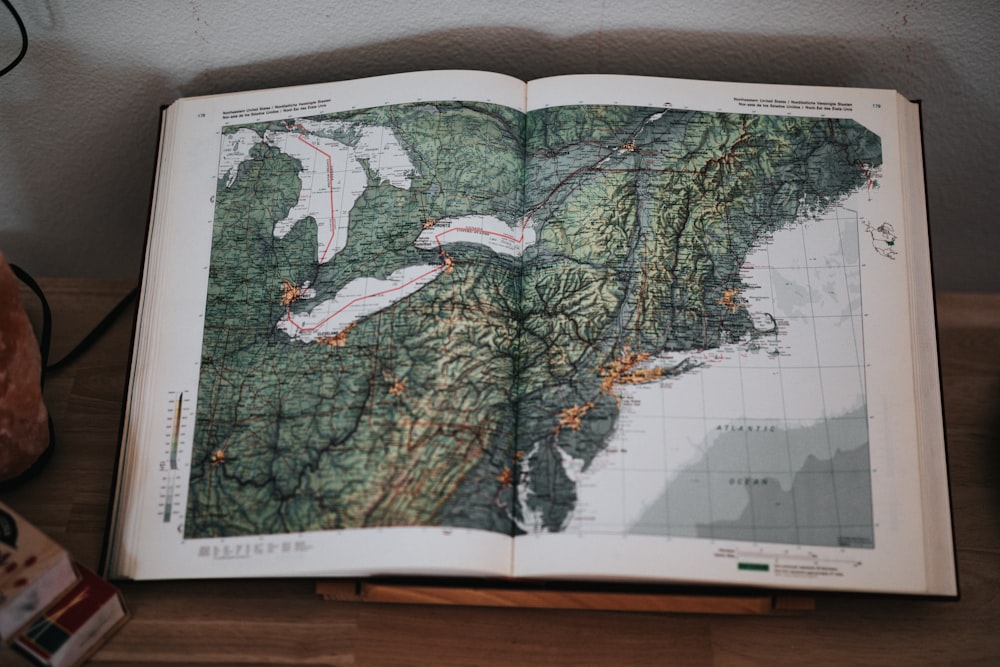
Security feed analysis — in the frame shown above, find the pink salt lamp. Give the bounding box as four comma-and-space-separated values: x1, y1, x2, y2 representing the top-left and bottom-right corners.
0, 251, 50, 485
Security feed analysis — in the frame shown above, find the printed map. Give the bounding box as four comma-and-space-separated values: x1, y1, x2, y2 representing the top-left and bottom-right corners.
186, 101, 882, 549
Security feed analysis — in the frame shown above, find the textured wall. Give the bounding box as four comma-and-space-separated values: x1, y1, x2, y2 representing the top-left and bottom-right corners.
0, 0, 997, 290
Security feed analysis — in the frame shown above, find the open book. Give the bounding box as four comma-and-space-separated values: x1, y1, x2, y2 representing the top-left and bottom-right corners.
105, 71, 955, 596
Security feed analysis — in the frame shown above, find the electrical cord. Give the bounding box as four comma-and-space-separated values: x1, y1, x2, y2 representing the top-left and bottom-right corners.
2, 264, 139, 490
45, 283, 139, 375
3, 4, 140, 372
2, 5, 140, 488
1, 1, 37, 489
10, 264, 51, 385
11, 265, 139, 380
0, 0, 27, 78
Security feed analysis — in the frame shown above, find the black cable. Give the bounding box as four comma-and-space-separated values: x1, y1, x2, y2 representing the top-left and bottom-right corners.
46, 286, 138, 374
10, 263, 51, 386
4, 264, 138, 489
10, 264, 139, 377
0, 0, 27, 78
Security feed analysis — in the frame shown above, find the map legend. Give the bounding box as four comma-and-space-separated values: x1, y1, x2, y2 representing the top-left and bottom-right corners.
161, 391, 187, 523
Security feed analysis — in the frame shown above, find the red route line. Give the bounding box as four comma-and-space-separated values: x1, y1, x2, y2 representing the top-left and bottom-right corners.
284, 264, 447, 333
283, 120, 451, 335
423, 162, 572, 246
431, 222, 524, 246
291, 128, 339, 264
279, 119, 611, 337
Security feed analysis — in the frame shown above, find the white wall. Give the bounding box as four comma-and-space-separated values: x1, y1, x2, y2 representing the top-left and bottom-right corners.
0, 0, 996, 290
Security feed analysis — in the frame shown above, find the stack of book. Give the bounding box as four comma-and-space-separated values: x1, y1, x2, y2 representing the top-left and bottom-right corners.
1, 502, 127, 667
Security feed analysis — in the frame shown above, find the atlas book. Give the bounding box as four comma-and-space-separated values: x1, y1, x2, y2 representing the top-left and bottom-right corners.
104, 71, 956, 596
0, 503, 78, 643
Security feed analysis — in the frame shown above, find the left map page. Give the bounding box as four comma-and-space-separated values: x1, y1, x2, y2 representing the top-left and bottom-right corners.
108, 71, 528, 579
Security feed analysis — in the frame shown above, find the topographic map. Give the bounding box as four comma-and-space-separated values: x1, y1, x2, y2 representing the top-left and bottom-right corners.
185, 100, 882, 550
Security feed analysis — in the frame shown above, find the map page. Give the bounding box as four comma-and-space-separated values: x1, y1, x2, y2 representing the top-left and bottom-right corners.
190, 101, 526, 538
186, 97, 882, 559
515, 105, 879, 554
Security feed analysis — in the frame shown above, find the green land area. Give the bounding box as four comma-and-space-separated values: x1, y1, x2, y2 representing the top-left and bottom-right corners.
184, 101, 881, 538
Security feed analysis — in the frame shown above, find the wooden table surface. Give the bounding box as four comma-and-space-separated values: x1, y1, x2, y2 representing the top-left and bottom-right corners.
3, 279, 999, 666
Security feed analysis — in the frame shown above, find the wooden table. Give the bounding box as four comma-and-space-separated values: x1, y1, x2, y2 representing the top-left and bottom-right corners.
3, 280, 999, 665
